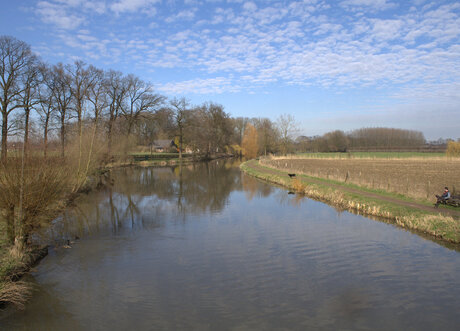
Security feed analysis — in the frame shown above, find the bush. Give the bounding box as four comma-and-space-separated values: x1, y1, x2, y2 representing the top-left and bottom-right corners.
291, 178, 306, 193
0, 156, 71, 248
446, 141, 460, 157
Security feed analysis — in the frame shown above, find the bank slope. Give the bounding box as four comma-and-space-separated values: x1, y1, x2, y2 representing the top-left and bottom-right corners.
240, 160, 460, 244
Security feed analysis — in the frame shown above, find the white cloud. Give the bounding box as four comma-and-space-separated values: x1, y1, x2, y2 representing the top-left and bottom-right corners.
242, 1, 257, 12
83, 1, 106, 14
36, 1, 85, 30
165, 9, 197, 23
340, 0, 397, 12
110, 0, 160, 14
370, 19, 403, 41
158, 77, 239, 94
32, 0, 460, 105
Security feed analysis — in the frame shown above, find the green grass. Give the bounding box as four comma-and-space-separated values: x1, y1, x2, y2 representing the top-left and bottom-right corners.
296, 152, 446, 159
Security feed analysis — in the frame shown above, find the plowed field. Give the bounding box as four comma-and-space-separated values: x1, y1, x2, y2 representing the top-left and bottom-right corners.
261, 158, 460, 201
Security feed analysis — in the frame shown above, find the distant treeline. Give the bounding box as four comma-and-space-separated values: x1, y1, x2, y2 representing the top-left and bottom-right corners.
296, 128, 428, 153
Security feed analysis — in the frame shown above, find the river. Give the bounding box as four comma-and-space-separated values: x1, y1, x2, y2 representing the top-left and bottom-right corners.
1, 160, 460, 330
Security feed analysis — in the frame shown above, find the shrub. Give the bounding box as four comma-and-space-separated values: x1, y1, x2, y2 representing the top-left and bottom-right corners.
291, 178, 306, 193
0, 156, 71, 249
446, 141, 460, 157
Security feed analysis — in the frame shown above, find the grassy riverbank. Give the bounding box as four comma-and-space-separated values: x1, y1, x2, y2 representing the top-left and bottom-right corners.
0, 224, 36, 310
240, 160, 460, 244
0, 164, 106, 309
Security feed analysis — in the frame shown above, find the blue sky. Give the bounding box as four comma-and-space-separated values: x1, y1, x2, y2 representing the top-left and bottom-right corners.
1, 0, 459, 139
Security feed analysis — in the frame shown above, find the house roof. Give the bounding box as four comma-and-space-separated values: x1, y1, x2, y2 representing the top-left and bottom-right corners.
153, 140, 173, 148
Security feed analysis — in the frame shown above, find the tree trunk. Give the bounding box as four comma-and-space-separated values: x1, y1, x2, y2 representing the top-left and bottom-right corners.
179, 125, 183, 160
60, 117, 65, 157
1, 111, 8, 161
107, 115, 114, 155
24, 108, 30, 158
43, 115, 49, 158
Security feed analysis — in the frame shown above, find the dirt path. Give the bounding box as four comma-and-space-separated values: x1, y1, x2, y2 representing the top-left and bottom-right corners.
247, 160, 460, 218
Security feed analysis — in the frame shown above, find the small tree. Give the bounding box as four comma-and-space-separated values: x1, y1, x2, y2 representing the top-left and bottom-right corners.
242, 123, 258, 159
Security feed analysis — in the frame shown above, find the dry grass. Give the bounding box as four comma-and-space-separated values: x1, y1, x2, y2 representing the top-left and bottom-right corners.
261, 157, 460, 200
0, 281, 32, 310
291, 178, 307, 193
0, 247, 32, 310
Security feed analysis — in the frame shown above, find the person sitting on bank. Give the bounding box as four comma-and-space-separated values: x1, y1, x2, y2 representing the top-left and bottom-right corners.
435, 187, 451, 207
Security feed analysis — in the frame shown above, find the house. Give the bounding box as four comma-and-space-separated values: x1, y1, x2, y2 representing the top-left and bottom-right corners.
152, 140, 176, 152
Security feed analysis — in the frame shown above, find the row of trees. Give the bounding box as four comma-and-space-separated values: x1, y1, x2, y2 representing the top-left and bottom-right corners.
0, 35, 300, 252
1, 35, 301, 162
297, 128, 427, 153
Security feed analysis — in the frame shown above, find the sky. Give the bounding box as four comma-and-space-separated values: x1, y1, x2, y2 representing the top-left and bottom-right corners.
1, 0, 459, 140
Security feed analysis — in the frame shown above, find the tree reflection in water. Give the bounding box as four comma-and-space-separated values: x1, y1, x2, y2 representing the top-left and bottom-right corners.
46, 159, 255, 240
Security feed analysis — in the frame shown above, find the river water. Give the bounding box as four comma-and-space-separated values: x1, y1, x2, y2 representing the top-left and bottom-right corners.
2, 160, 460, 330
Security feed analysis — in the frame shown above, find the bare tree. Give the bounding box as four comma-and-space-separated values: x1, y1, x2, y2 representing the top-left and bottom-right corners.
324, 130, 348, 152
0, 36, 34, 161
121, 74, 164, 137
277, 114, 298, 155
87, 66, 107, 130
18, 55, 41, 157
37, 64, 56, 157
233, 117, 249, 146
83, 66, 107, 173
254, 117, 278, 156
67, 61, 97, 139
105, 70, 127, 154
50, 63, 73, 157
170, 97, 190, 160
205, 102, 232, 154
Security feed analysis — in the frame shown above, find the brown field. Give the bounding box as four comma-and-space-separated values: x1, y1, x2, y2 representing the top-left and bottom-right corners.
260, 157, 460, 201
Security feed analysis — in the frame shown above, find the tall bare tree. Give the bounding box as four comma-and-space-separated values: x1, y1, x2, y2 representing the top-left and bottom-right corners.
67, 61, 96, 140
50, 63, 73, 157
37, 64, 56, 157
170, 97, 190, 160
121, 74, 164, 137
0, 36, 34, 161
18, 55, 41, 157
205, 102, 232, 154
277, 113, 298, 155
87, 66, 106, 130
254, 117, 278, 156
105, 70, 127, 154
75, 65, 108, 187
